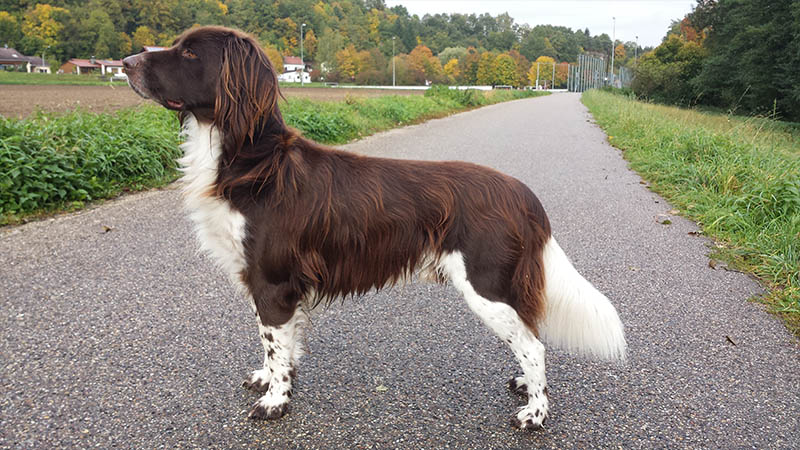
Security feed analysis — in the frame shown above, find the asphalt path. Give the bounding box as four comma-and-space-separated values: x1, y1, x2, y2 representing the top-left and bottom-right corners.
2, 93, 798, 448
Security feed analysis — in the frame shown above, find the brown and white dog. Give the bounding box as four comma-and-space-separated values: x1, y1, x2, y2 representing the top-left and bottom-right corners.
123, 26, 626, 430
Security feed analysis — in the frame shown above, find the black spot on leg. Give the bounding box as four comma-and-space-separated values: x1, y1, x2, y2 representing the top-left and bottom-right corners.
265, 333, 274, 342
267, 348, 275, 358
283, 389, 292, 398
288, 366, 297, 379
282, 375, 288, 382
534, 409, 540, 417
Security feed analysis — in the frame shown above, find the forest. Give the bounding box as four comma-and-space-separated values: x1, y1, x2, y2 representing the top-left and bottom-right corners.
633, 0, 800, 122
0, 0, 645, 87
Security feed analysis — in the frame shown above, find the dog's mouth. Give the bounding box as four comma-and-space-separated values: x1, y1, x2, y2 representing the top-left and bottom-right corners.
165, 99, 185, 110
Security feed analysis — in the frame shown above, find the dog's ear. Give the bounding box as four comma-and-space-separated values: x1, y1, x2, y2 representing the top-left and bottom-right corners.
214, 32, 281, 163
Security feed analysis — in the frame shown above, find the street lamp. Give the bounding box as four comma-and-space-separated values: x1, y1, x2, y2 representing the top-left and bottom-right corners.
43, 45, 50, 73
610, 16, 616, 86
392, 36, 396, 87
635, 35, 639, 63
300, 23, 306, 86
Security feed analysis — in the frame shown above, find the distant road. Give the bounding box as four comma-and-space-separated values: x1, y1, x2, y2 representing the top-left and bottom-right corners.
1, 93, 798, 448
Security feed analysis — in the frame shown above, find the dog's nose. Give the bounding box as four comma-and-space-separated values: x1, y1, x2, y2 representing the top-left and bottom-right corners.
122, 54, 141, 71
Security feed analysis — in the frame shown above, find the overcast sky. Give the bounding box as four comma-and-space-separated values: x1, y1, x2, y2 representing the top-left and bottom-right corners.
384, 0, 696, 48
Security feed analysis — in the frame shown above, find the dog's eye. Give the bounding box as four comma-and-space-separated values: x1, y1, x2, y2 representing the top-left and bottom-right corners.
182, 49, 198, 59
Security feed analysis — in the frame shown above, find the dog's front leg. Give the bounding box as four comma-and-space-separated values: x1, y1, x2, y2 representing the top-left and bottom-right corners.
242, 281, 306, 420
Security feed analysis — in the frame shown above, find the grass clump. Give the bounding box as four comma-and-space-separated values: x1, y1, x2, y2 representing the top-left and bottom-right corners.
582, 89, 800, 336
0, 105, 180, 224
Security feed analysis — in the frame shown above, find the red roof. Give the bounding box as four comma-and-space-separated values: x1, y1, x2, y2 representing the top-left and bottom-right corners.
97, 59, 122, 66
283, 56, 303, 65
67, 59, 100, 68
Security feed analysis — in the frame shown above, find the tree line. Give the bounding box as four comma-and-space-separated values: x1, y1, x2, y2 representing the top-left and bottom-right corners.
632, 0, 800, 122
0, 0, 646, 87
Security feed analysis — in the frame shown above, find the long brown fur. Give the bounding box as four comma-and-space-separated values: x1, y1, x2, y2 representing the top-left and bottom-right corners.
132, 26, 553, 333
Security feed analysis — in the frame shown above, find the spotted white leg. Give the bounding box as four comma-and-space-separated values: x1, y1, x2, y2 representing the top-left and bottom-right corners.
247, 306, 306, 420
438, 251, 549, 430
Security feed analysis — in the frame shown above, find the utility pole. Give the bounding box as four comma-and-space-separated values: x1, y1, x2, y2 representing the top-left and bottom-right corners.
635, 35, 639, 63
552, 61, 555, 89
535, 62, 540, 89
300, 23, 306, 86
392, 36, 396, 87
610, 16, 616, 87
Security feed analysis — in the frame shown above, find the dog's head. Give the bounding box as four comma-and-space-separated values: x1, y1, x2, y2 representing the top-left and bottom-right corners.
123, 26, 283, 156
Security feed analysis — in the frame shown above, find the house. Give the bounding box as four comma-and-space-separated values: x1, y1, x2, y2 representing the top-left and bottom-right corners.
278, 70, 311, 83
25, 56, 51, 73
0, 46, 27, 70
97, 59, 123, 76
283, 56, 306, 72
60, 58, 100, 74
0, 47, 52, 73
59, 57, 123, 75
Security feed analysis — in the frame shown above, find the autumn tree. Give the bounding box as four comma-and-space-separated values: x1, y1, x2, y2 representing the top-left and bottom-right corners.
407, 44, 443, 84
132, 26, 156, 51
475, 51, 495, 85
274, 17, 298, 55
303, 28, 318, 60
20, 4, 69, 55
263, 45, 284, 73
492, 53, 517, 86
528, 56, 556, 87
0, 12, 22, 49
443, 58, 459, 83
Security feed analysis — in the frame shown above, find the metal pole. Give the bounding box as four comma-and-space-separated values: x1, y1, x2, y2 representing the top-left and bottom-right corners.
635, 35, 639, 63
300, 23, 305, 86
552, 61, 556, 89
610, 17, 616, 86
536, 62, 540, 89
392, 37, 396, 87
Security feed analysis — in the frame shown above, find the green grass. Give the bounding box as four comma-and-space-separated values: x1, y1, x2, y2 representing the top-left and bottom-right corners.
0, 71, 127, 86
582, 89, 800, 337
1, 88, 548, 225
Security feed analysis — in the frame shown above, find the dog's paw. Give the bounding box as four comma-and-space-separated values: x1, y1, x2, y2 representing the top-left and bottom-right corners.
248, 393, 290, 421
511, 405, 548, 431
242, 368, 271, 393
508, 376, 527, 396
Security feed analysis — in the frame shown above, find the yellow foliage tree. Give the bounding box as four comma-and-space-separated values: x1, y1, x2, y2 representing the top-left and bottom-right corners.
443, 58, 459, 82
303, 29, 318, 60
132, 26, 156, 51
274, 17, 298, 54
264, 46, 284, 73
22, 4, 69, 50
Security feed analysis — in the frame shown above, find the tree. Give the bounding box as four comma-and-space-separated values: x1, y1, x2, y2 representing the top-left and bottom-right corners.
492, 53, 517, 86
632, 35, 706, 105
408, 44, 443, 83
303, 28, 318, 60
475, 50, 495, 85
614, 43, 626, 63
21, 4, 70, 54
132, 26, 156, 51
263, 45, 284, 73
528, 56, 555, 88
0, 11, 22, 48
443, 58, 459, 83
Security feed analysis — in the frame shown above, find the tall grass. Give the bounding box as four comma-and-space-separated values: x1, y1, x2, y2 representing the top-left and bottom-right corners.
1, 88, 548, 224
582, 90, 800, 336
1, 105, 180, 223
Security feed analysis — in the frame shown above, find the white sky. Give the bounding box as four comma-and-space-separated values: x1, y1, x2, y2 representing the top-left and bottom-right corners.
385, 0, 696, 48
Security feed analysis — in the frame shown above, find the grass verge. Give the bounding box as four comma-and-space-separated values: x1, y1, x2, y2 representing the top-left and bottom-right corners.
1, 88, 548, 225
582, 89, 800, 337
0, 71, 128, 86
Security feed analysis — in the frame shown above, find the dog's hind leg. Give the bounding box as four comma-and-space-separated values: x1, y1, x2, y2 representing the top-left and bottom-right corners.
438, 251, 548, 430
242, 280, 306, 420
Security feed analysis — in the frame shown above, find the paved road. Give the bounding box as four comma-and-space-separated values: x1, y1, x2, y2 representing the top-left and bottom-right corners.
2, 94, 798, 448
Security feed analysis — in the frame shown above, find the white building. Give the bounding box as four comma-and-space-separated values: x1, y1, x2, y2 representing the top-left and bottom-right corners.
278, 70, 311, 83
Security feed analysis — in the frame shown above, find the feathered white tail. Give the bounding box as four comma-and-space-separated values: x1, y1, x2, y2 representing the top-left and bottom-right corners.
538, 237, 627, 361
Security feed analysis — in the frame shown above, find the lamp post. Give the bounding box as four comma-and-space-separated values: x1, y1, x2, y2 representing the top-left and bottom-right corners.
635, 35, 639, 63
300, 23, 306, 86
42, 45, 50, 74
392, 36, 396, 87
610, 16, 616, 86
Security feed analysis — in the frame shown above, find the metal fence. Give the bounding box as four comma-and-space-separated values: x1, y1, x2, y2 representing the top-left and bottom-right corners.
567, 54, 634, 92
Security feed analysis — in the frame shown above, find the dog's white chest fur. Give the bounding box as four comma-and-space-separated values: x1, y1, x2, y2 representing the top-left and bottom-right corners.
177, 114, 247, 282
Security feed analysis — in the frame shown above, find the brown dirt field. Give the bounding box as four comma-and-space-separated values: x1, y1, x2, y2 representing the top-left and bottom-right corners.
0, 84, 425, 118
